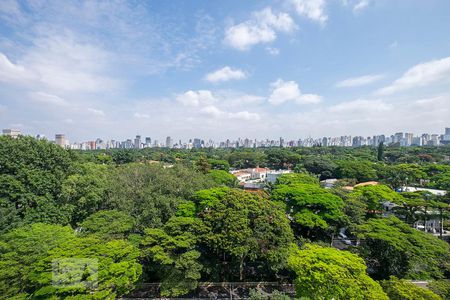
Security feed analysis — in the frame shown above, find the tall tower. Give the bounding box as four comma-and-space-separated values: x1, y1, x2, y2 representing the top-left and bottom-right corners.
55, 134, 66, 147
166, 136, 173, 148
134, 135, 141, 149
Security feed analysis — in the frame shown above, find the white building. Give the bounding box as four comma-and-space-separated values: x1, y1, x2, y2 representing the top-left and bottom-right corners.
2, 129, 21, 138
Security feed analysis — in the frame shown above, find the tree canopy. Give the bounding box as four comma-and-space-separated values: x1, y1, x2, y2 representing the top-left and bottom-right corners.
288, 244, 388, 300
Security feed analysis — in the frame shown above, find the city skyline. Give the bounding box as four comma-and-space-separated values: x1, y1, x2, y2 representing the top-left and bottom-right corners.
3, 126, 450, 149
1, 1, 450, 140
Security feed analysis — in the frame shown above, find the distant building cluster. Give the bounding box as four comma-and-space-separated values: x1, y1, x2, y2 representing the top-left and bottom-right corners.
231, 167, 292, 191
2, 127, 450, 149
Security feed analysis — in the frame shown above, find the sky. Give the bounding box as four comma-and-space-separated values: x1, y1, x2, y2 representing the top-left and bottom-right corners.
0, 0, 450, 142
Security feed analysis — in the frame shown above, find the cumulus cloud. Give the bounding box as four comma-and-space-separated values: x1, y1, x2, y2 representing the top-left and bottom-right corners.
224, 7, 296, 51
269, 79, 322, 105
377, 56, 450, 95
176, 90, 217, 106
289, 0, 327, 25
200, 105, 223, 117
200, 105, 260, 121
205, 66, 247, 83
335, 74, 384, 88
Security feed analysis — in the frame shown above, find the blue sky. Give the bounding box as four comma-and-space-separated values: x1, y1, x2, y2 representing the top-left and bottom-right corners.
0, 0, 449, 142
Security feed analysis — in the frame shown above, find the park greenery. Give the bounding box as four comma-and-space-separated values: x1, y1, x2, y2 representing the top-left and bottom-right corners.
0, 135, 449, 299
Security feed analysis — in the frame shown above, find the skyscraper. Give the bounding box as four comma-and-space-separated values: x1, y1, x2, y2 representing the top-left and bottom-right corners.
55, 134, 66, 147
166, 136, 173, 148
134, 135, 141, 149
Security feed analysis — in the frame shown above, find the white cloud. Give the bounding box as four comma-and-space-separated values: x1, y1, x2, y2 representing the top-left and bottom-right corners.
200, 105, 223, 117
289, 0, 327, 25
0, 34, 121, 94
336, 74, 384, 88
224, 7, 296, 51
205, 66, 247, 83
176, 90, 217, 107
328, 99, 392, 113
23, 34, 121, 93
134, 113, 150, 119
229, 110, 260, 121
377, 56, 450, 95
353, 0, 370, 12
269, 79, 321, 105
0, 53, 37, 83
200, 105, 260, 121
266, 47, 280, 56
87, 108, 105, 116
389, 41, 398, 49
30, 92, 67, 106
297, 93, 322, 104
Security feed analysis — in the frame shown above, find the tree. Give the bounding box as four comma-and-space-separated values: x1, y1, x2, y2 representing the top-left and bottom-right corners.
31, 237, 142, 299
381, 276, 441, 300
208, 159, 230, 171
348, 184, 404, 213
196, 188, 294, 281
207, 170, 238, 187
0, 223, 73, 297
111, 149, 136, 164
302, 157, 338, 180
141, 216, 205, 297
380, 164, 427, 190
336, 160, 377, 182
275, 172, 319, 185
428, 280, 450, 299
271, 182, 344, 239
266, 149, 301, 169
377, 142, 385, 161
0, 136, 74, 232
356, 216, 450, 280
79, 210, 135, 240
288, 244, 388, 300
106, 163, 215, 230
196, 155, 211, 174
60, 162, 112, 225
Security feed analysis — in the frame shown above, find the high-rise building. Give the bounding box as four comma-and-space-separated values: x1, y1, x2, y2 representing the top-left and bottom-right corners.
134, 135, 141, 149
2, 129, 21, 138
145, 137, 151, 147
55, 134, 66, 147
193, 138, 202, 148
441, 128, 450, 145
166, 136, 173, 148
404, 133, 413, 146
394, 132, 404, 144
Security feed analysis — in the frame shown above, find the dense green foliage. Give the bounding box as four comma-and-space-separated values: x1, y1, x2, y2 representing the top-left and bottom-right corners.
141, 187, 294, 296
1, 136, 449, 299
272, 174, 344, 239
381, 277, 442, 300
288, 244, 388, 300
357, 217, 450, 280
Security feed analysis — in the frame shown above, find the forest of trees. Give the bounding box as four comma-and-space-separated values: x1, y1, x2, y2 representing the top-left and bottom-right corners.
0, 136, 449, 299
